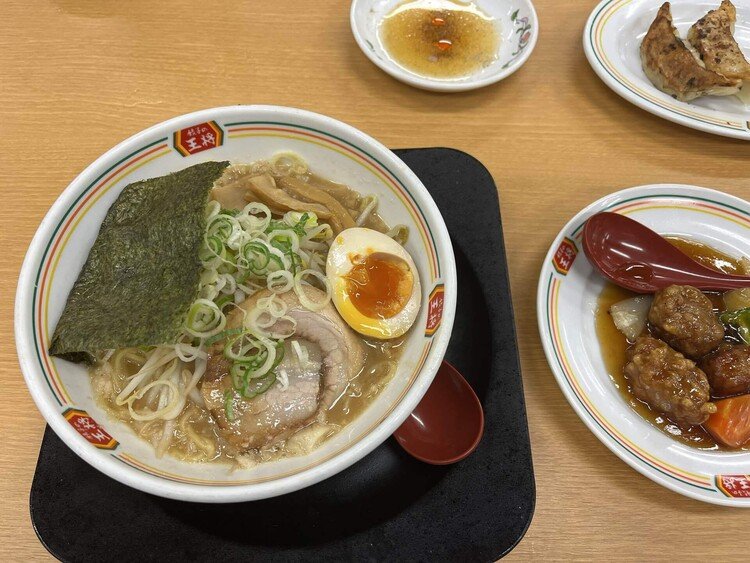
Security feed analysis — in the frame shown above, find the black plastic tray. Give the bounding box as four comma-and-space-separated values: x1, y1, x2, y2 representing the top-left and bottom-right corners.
30, 148, 535, 562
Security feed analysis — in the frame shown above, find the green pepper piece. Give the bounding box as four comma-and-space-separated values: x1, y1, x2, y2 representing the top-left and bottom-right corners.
720, 307, 750, 345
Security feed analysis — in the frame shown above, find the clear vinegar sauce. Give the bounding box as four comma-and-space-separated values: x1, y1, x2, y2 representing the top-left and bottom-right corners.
378, 0, 500, 80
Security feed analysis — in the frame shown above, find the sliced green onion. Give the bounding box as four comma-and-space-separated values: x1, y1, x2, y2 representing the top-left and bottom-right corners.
287, 249, 301, 275
240, 241, 271, 273
267, 219, 291, 233
268, 253, 285, 272
268, 229, 300, 253
205, 200, 221, 219
214, 294, 233, 311
223, 334, 262, 362
230, 362, 249, 389
185, 299, 226, 338
205, 327, 245, 347
229, 343, 276, 391
184, 165, 346, 405
234, 268, 250, 284
242, 371, 277, 399
224, 390, 236, 422
293, 269, 332, 311
267, 270, 294, 293
238, 202, 272, 233
207, 215, 236, 242
199, 235, 226, 263
283, 211, 312, 236
271, 340, 285, 370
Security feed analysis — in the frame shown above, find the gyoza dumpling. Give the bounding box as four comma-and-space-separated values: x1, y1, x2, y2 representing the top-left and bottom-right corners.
641, 2, 741, 101
687, 0, 750, 81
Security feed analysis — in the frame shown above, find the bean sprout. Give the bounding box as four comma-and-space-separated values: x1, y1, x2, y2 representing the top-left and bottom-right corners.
356, 195, 378, 227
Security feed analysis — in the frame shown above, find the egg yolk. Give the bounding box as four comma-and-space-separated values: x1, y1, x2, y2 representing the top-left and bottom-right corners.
343, 252, 413, 319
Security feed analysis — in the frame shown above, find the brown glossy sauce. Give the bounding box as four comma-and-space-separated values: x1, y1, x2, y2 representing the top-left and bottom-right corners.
665, 237, 744, 276
595, 236, 746, 451
379, 0, 499, 79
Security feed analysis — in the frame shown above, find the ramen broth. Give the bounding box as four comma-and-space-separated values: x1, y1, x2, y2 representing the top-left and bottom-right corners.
91, 335, 404, 463
89, 156, 410, 465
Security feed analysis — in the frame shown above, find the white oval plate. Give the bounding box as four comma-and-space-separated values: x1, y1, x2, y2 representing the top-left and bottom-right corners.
584, 0, 750, 140
537, 184, 750, 505
350, 0, 538, 92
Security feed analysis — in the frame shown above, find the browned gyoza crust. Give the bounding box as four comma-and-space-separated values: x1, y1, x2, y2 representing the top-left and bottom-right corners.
640, 2, 741, 101
687, 0, 750, 81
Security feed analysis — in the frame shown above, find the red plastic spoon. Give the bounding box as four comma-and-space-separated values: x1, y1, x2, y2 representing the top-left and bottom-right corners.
392, 361, 484, 465
583, 212, 750, 293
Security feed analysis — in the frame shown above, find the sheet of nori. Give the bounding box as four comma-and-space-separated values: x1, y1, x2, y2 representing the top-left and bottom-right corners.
48, 161, 229, 362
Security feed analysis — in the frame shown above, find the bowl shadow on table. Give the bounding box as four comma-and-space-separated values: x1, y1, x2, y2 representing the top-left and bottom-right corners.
568, 54, 750, 177
156, 242, 491, 548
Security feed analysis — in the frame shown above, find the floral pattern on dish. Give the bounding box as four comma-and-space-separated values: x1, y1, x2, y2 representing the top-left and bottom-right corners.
503, 9, 533, 68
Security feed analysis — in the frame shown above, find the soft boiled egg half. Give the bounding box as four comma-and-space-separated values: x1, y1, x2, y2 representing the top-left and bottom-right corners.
326, 227, 421, 339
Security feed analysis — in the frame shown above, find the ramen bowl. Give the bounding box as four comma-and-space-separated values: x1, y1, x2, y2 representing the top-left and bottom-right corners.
15, 105, 457, 503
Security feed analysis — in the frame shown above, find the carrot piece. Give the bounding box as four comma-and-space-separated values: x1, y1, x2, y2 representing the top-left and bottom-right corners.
705, 395, 750, 448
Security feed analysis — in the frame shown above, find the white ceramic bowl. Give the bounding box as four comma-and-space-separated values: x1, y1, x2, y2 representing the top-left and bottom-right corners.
584, 0, 750, 140
15, 105, 457, 503
350, 0, 538, 92
537, 184, 750, 506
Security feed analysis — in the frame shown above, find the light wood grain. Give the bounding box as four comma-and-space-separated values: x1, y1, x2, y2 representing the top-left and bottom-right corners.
2, 0, 750, 560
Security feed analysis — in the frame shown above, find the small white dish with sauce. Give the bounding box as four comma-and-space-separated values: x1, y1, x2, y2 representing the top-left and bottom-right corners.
351, 0, 539, 92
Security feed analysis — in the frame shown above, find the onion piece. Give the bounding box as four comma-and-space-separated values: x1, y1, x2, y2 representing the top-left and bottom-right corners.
724, 288, 750, 313
609, 295, 653, 341
174, 343, 207, 363
293, 269, 332, 311
184, 299, 227, 338
276, 368, 290, 391
238, 202, 272, 233
291, 340, 315, 370
267, 270, 294, 293
304, 224, 333, 242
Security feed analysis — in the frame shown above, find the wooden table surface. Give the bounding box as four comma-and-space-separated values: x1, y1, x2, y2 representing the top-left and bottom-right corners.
3, 0, 750, 560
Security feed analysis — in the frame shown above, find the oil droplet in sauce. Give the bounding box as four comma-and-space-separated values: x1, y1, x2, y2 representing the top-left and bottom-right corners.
343, 252, 413, 319
379, 0, 500, 80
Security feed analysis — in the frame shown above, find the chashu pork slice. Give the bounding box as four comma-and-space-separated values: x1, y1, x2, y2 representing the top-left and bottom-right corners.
201, 288, 365, 451
687, 0, 750, 81
641, 2, 741, 101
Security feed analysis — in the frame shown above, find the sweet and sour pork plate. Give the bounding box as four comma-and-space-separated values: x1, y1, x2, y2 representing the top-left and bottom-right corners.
538, 184, 750, 505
